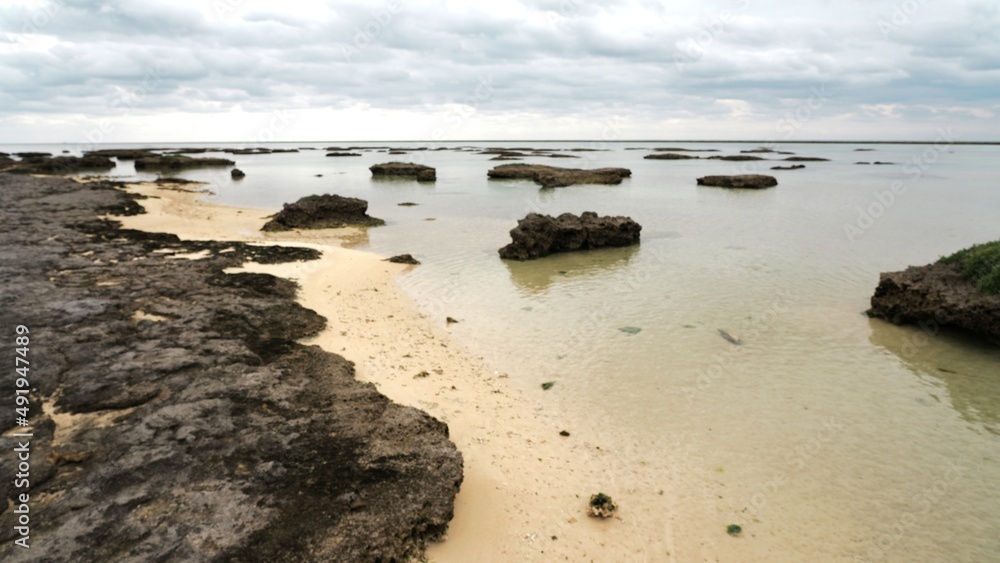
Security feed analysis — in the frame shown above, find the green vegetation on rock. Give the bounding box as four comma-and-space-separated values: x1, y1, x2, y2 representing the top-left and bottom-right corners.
940, 240, 1000, 295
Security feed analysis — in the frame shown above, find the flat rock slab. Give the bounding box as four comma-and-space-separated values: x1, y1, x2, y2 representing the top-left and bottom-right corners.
0, 174, 462, 561
2, 155, 117, 174
697, 175, 778, 189
644, 153, 699, 160
868, 261, 1000, 343
487, 164, 631, 188
261, 194, 385, 231
134, 155, 235, 170
370, 162, 436, 182
499, 211, 641, 260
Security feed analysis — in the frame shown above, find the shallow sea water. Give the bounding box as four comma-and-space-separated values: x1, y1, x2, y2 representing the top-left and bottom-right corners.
7, 140, 999, 561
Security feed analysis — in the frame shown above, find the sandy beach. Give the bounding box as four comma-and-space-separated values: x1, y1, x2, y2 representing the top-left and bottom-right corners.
114, 180, 683, 562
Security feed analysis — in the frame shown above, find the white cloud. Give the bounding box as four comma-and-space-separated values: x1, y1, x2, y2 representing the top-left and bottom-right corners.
0, 0, 998, 141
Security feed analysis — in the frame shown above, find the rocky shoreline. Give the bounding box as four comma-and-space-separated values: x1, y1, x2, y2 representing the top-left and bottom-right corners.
868, 254, 1000, 343
0, 174, 462, 561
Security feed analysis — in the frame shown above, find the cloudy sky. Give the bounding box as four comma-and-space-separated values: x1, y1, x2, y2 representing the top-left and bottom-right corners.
1, 0, 998, 144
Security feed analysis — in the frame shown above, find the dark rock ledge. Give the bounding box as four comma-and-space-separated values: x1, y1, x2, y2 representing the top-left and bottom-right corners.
0, 173, 462, 562
487, 164, 631, 189
867, 244, 1000, 343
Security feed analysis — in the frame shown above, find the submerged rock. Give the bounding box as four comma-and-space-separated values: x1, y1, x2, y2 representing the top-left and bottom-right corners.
771, 164, 806, 170
868, 242, 1000, 343
370, 162, 436, 182
498, 212, 641, 260
697, 175, 778, 189
487, 164, 631, 188
261, 194, 385, 231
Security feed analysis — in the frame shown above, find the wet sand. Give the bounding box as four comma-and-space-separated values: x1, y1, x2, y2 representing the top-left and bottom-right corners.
115, 181, 677, 561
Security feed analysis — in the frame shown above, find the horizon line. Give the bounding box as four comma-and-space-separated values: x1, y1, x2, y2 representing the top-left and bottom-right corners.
3, 139, 998, 146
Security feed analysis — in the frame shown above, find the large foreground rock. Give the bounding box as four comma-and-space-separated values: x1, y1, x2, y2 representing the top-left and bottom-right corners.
0, 174, 462, 561
262, 194, 385, 231
487, 164, 631, 188
499, 212, 641, 260
868, 258, 1000, 344
697, 175, 778, 189
370, 162, 436, 181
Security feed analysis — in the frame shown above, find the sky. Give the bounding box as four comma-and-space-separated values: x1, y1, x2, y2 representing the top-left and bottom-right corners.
1, 0, 999, 144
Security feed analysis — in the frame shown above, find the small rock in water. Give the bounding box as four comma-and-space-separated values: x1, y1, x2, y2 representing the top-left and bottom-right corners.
397, 202, 419, 206
541, 381, 555, 390
386, 254, 420, 265
230, 168, 245, 179
619, 326, 642, 335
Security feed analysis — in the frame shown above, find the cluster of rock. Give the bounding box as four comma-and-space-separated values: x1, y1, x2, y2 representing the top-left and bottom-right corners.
498, 212, 642, 260
261, 194, 385, 231
487, 164, 631, 188
0, 174, 462, 561
370, 162, 437, 182
645, 153, 828, 162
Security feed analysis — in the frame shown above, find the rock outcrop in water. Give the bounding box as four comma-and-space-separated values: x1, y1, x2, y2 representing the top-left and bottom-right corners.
370, 162, 436, 182
134, 154, 235, 170
644, 153, 699, 160
261, 194, 385, 231
0, 174, 462, 561
84, 149, 158, 160
135, 154, 236, 170
868, 243, 1000, 343
487, 164, 631, 188
498, 212, 641, 260
697, 175, 778, 189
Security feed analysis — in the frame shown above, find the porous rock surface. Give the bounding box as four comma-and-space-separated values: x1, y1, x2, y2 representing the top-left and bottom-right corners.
867, 262, 1000, 343
498, 211, 641, 260
261, 194, 385, 231
0, 174, 462, 562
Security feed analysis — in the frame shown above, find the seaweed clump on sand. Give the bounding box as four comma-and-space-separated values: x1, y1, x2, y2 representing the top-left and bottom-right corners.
588, 493, 617, 518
